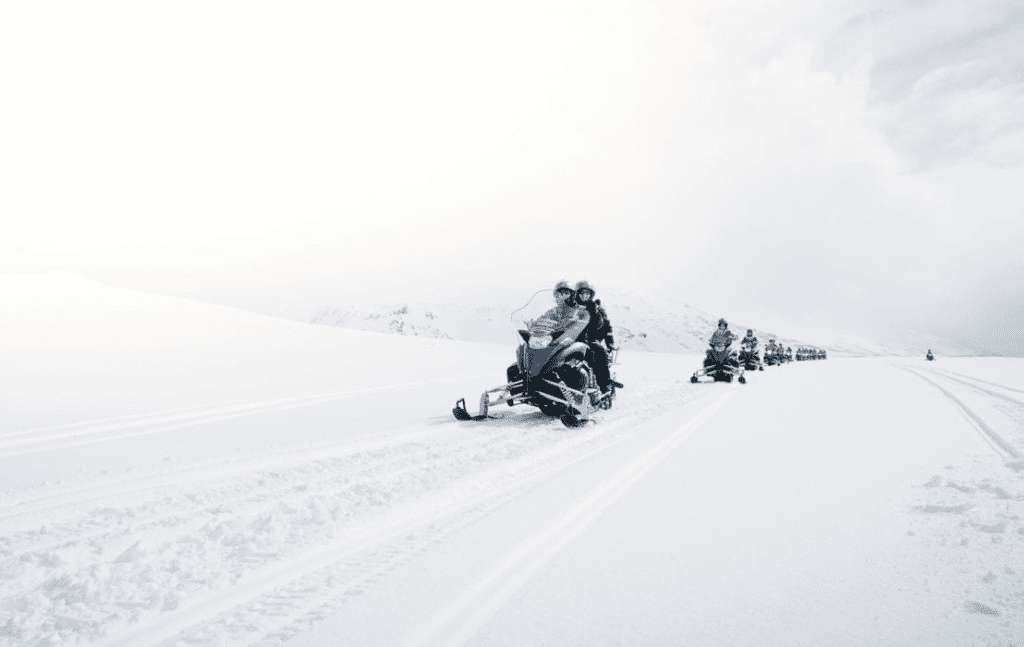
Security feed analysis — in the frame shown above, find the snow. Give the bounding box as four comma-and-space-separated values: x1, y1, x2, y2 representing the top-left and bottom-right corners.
2, 275, 1023, 646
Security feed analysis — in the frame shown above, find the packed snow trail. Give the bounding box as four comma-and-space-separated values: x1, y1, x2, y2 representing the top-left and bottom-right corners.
3, 339, 1023, 644
289, 357, 1024, 647
402, 393, 732, 647
0, 352, 716, 647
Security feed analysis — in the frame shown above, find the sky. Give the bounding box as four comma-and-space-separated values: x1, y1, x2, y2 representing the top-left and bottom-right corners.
1, 0, 1021, 354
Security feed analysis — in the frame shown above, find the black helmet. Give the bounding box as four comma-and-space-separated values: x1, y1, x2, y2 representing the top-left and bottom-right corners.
718, 318, 728, 327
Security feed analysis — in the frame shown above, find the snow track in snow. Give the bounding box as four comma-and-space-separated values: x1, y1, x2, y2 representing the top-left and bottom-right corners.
403, 392, 732, 647
903, 366, 1022, 460
924, 366, 1024, 397
1, 377, 722, 647
920, 366, 1024, 406
0, 378, 474, 459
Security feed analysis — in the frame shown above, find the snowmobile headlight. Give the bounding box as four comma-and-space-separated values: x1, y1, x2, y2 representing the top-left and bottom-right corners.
529, 334, 552, 349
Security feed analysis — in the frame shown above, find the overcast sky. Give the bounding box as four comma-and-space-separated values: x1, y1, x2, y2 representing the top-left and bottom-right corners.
1, 0, 1021, 353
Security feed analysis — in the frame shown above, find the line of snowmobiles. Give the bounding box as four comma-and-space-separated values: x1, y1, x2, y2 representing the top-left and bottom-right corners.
761, 341, 793, 366
450, 290, 832, 426
795, 347, 826, 361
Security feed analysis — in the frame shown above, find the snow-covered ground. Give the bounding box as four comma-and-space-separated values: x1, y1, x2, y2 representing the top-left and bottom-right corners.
2, 275, 1022, 646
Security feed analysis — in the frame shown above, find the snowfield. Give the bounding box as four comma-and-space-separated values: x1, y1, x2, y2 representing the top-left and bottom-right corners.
1, 276, 1022, 646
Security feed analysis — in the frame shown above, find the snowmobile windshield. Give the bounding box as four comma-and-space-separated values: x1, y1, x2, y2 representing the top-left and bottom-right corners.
510, 290, 561, 337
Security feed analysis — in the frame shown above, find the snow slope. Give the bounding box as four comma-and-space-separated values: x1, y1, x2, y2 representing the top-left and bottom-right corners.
2, 275, 1022, 646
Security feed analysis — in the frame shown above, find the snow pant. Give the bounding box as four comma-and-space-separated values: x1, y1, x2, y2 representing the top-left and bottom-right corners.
585, 343, 611, 391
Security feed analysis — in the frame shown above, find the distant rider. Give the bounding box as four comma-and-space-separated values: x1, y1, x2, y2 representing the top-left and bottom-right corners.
529, 280, 590, 350
573, 280, 619, 393
740, 329, 761, 367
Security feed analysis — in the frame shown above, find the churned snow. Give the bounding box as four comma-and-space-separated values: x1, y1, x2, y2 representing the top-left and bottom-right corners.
1, 274, 1022, 646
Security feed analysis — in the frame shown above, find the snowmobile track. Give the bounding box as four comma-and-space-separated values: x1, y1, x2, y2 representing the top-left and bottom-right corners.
89, 391, 727, 647
904, 368, 1021, 460
918, 366, 1024, 407
403, 392, 732, 647
5, 385, 720, 647
0, 377, 483, 459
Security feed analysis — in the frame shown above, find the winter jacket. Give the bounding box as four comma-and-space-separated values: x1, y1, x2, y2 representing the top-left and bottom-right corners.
710, 329, 736, 346
530, 305, 590, 345
577, 301, 613, 346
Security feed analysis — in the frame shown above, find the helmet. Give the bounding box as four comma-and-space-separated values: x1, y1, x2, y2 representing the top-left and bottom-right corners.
554, 280, 572, 293
746, 329, 753, 335
718, 318, 728, 327
574, 280, 594, 293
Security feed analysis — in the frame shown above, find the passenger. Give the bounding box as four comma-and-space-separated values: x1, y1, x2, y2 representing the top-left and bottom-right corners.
574, 280, 619, 393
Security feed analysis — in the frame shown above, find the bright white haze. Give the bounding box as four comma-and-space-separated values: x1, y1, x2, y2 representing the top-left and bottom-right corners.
1, 0, 1021, 354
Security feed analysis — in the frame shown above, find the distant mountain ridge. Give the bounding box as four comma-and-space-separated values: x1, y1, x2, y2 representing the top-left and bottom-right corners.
283, 291, 990, 357
285, 296, 808, 355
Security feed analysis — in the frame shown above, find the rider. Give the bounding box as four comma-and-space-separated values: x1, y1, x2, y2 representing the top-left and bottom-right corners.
573, 280, 617, 393
740, 329, 760, 366
529, 280, 590, 350
710, 318, 736, 347
740, 329, 758, 352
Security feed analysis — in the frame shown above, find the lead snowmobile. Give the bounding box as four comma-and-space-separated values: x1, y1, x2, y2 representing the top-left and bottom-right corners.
452, 290, 616, 427
691, 341, 746, 384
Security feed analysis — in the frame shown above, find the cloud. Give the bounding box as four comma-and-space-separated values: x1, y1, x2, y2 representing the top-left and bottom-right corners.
0, 0, 1021, 354
827, 0, 1024, 169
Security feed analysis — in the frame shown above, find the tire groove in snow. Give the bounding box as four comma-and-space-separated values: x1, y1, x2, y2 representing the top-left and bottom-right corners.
2, 380, 714, 646
403, 392, 732, 647
923, 366, 1024, 397
1, 429, 504, 557
917, 366, 1024, 409
904, 368, 1021, 460
0, 377, 483, 459
0, 422, 479, 521
93, 391, 723, 647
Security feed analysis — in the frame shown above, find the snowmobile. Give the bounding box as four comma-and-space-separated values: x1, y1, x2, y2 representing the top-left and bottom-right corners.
452, 292, 616, 427
691, 341, 745, 384
926, 350, 934, 361
738, 346, 762, 371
